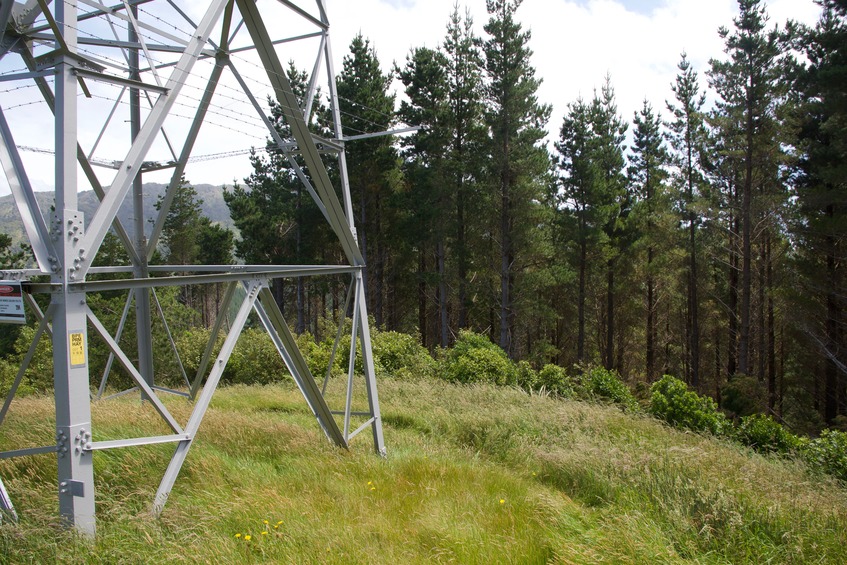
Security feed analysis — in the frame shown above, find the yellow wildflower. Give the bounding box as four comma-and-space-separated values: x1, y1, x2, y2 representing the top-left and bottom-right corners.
235, 533, 241, 538
499, 499, 505, 505
244, 535, 252, 541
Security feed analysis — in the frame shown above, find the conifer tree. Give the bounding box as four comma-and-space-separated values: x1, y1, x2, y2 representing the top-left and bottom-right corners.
337, 34, 400, 328
629, 100, 670, 381
482, 0, 551, 357
397, 46, 451, 347
589, 77, 628, 370
444, 6, 486, 332
709, 0, 784, 378
791, 0, 847, 422
667, 53, 708, 387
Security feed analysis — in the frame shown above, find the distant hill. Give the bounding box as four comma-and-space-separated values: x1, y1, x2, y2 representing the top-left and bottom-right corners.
0, 182, 235, 249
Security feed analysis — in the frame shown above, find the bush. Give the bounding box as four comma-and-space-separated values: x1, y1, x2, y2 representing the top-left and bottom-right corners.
575, 366, 639, 411
225, 328, 288, 386
802, 429, 847, 482
9, 325, 53, 393
649, 375, 729, 436
372, 330, 436, 380
444, 331, 516, 386
736, 414, 803, 455
537, 364, 573, 397
515, 361, 538, 391
176, 327, 222, 380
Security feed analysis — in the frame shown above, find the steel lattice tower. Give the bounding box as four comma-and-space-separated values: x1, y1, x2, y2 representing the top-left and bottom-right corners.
0, 0, 386, 535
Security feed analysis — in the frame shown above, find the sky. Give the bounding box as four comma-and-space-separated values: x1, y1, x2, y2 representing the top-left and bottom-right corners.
0, 0, 824, 197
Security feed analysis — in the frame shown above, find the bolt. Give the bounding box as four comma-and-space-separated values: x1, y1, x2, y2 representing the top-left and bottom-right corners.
73, 236, 79, 242
85, 443, 92, 450
60, 481, 67, 487
60, 488, 68, 494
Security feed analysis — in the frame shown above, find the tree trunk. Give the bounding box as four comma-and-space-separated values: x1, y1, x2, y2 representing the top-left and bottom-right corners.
738, 87, 754, 377
767, 237, 776, 411
457, 175, 469, 330
688, 211, 700, 389
646, 246, 655, 380
728, 210, 739, 379
437, 238, 449, 348
418, 251, 428, 348
605, 258, 614, 370
577, 237, 587, 362
499, 173, 513, 356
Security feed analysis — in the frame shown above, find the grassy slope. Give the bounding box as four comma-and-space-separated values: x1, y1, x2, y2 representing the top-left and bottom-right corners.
1, 377, 846, 564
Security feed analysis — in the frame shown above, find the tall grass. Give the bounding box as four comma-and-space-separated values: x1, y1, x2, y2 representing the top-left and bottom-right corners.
1, 377, 846, 563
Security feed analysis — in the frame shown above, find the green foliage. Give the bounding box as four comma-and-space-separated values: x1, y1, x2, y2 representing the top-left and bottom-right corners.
721, 375, 767, 418
372, 330, 437, 380
736, 414, 803, 455
443, 330, 516, 386
575, 366, 639, 411
175, 327, 223, 379
7, 325, 53, 393
536, 363, 573, 397
649, 375, 730, 436
515, 360, 538, 391
225, 328, 289, 386
0, 357, 33, 398
802, 429, 847, 482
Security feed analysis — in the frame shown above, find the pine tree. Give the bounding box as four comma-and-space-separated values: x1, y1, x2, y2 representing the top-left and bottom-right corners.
629, 100, 670, 381
667, 53, 708, 387
397, 46, 452, 347
555, 98, 596, 363
709, 0, 784, 378
482, 0, 551, 357
791, 0, 847, 423
589, 77, 628, 370
443, 6, 486, 332
337, 34, 400, 328
225, 64, 332, 332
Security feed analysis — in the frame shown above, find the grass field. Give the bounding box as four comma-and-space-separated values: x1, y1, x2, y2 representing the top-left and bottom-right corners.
1, 376, 846, 563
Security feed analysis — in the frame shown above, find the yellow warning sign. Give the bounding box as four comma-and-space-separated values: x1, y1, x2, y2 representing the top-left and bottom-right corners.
69, 332, 86, 367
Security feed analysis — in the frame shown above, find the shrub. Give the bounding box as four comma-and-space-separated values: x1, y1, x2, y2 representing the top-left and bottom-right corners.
736, 414, 803, 455
176, 327, 222, 380
515, 361, 538, 391
802, 429, 847, 482
575, 366, 639, 411
372, 330, 436, 380
537, 364, 573, 397
294, 331, 335, 380
225, 328, 288, 386
444, 330, 516, 386
9, 325, 53, 393
0, 357, 34, 398
649, 375, 729, 436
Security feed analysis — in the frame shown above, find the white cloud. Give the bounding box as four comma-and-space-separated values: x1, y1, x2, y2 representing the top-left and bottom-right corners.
0, 0, 823, 197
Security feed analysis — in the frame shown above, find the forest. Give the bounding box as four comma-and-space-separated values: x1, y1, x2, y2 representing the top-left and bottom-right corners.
2, 0, 846, 437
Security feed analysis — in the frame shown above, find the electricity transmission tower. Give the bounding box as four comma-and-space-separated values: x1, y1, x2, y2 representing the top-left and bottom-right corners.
0, 0, 386, 536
